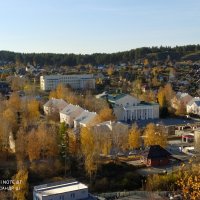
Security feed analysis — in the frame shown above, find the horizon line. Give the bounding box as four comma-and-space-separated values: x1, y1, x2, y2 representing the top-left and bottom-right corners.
1, 43, 200, 55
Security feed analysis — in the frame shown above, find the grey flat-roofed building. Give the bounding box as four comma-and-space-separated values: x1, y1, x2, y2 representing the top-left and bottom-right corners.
40, 74, 95, 91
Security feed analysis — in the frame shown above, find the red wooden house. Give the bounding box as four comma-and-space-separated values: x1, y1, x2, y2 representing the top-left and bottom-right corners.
141, 145, 171, 167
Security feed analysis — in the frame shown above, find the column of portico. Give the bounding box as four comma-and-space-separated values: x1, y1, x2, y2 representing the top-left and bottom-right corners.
136, 108, 138, 120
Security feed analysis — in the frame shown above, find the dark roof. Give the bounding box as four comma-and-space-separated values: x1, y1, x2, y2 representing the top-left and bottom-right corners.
142, 145, 171, 159
194, 101, 200, 107
107, 93, 127, 102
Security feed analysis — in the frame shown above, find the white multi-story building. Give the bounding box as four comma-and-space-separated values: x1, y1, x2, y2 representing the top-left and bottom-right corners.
110, 94, 159, 122
40, 74, 95, 91
33, 180, 89, 200
74, 110, 97, 128
60, 104, 84, 127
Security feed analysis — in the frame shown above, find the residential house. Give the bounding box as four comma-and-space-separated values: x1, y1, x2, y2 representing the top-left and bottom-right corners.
186, 97, 200, 116
74, 110, 97, 129
171, 92, 193, 110
33, 180, 91, 200
60, 104, 84, 127
43, 98, 68, 115
141, 145, 171, 167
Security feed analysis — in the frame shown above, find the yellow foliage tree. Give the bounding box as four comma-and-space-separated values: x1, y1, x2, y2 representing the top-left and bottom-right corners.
128, 125, 141, 149
98, 107, 116, 122
3, 108, 17, 130
27, 130, 41, 161
144, 123, 167, 147
27, 99, 40, 121
80, 127, 99, 178
107, 66, 114, 76
157, 87, 166, 108
177, 162, 200, 200
27, 124, 59, 162
12, 169, 29, 200
7, 92, 21, 113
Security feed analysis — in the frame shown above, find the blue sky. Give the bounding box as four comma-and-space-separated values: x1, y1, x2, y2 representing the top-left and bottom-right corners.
0, 0, 199, 54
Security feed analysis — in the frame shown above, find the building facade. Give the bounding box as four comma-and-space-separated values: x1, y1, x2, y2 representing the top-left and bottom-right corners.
43, 98, 68, 115
111, 94, 159, 122
141, 145, 171, 167
40, 74, 95, 91
171, 92, 193, 110
33, 180, 89, 200
60, 104, 84, 127
74, 110, 97, 128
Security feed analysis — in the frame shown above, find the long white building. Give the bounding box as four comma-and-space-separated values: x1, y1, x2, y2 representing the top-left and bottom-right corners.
33, 180, 89, 200
40, 74, 95, 91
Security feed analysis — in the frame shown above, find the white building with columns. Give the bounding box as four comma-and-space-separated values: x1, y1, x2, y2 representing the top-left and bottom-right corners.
40, 74, 95, 91
111, 94, 159, 122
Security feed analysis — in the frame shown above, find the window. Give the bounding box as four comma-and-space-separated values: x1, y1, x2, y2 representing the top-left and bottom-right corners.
60, 195, 64, 200
71, 193, 75, 198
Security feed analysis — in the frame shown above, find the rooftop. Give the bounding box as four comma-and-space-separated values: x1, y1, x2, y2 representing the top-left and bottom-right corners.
34, 180, 88, 197
142, 145, 171, 159
44, 98, 68, 111
60, 104, 83, 115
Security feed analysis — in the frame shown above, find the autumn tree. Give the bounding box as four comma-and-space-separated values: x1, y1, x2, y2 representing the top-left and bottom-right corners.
128, 125, 141, 149
157, 87, 166, 108
27, 124, 59, 162
27, 99, 40, 121
80, 127, 99, 179
98, 107, 116, 122
3, 108, 17, 130
15, 128, 28, 169
111, 123, 129, 151
175, 101, 186, 116
27, 129, 40, 161
10, 76, 26, 92
131, 79, 142, 97
92, 126, 112, 156
143, 123, 167, 147
143, 58, 149, 66
107, 66, 114, 76
0, 119, 10, 152
177, 162, 200, 200
12, 169, 29, 200
7, 92, 21, 113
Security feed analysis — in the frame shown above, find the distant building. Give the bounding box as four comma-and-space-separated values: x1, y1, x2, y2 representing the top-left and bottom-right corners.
141, 145, 171, 167
186, 97, 200, 116
33, 180, 92, 200
43, 98, 68, 115
171, 92, 193, 110
93, 120, 129, 134
60, 104, 84, 127
109, 94, 159, 122
40, 74, 95, 91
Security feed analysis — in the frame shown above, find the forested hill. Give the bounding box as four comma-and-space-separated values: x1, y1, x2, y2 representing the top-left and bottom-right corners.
1, 44, 200, 66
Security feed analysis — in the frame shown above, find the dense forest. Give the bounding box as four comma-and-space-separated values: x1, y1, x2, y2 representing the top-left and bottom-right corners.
0, 44, 200, 66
